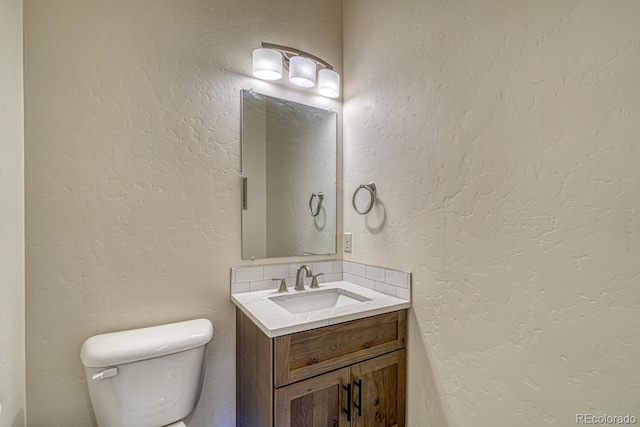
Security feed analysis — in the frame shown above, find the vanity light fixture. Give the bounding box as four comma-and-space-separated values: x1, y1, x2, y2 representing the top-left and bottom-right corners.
251, 42, 340, 98
318, 68, 340, 98
252, 48, 283, 80
289, 56, 316, 88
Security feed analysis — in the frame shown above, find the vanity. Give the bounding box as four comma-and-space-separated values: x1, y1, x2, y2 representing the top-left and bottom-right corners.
235, 91, 410, 426
233, 276, 410, 427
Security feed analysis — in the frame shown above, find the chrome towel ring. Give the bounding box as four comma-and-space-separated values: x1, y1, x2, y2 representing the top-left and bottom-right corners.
352, 183, 376, 215
309, 192, 324, 217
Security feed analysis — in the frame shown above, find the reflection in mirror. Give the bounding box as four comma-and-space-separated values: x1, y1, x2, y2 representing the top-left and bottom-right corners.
241, 90, 337, 259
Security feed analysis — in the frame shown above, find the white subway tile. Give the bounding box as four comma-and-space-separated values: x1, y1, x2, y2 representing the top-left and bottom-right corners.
263, 264, 288, 280
350, 262, 367, 277
231, 263, 412, 302
395, 287, 411, 301
342, 261, 351, 274
375, 281, 396, 296
231, 282, 251, 294
323, 273, 343, 283
235, 266, 264, 283
343, 273, 358, 284
357, 276, 375, 289
385, 269, 409, 288
250, 280, 273, 292
312, 261, 334, 275
333, 261, 343, 273
366, 266, 385, 282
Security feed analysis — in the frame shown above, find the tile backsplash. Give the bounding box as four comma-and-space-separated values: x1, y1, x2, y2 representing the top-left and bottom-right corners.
342, 261, 411, 301
231, 260, 411, 301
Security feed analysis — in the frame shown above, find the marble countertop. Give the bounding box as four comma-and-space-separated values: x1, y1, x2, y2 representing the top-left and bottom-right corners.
231, 281, 411, 338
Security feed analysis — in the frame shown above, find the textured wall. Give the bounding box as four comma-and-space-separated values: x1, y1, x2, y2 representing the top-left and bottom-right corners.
0, 0, 25, 426
343, 0, 640, 426
24, 1, 342, 425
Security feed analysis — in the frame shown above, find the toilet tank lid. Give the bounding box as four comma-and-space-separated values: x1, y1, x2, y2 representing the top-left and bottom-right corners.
80, 318, 213, 368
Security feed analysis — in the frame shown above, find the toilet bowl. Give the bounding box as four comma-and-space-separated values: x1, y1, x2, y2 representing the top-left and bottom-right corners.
80, 319, 213, 427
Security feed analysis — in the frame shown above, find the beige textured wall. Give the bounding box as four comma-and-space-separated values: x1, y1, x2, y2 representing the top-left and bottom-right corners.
0, 0, 25, 426
344, 0, 640, 426
24, 1, 342, 426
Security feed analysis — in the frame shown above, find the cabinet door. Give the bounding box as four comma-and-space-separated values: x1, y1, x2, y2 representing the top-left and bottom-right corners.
275, 367, 351, 427
350, 350, 406, 427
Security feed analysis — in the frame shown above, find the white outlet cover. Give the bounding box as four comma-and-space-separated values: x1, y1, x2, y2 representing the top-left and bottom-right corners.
344, 232, 352, 252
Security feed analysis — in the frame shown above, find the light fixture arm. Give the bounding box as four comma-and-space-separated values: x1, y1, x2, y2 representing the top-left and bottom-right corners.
261, 42, 334, 71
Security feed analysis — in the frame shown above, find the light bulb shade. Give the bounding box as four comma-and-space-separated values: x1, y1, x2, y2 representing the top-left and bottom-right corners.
318, 69, 340, 98
252, 48, 283, 80
289, 56, 316, 88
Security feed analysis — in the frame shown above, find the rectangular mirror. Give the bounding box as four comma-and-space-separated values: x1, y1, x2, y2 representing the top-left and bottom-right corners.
241, 90, 337, 260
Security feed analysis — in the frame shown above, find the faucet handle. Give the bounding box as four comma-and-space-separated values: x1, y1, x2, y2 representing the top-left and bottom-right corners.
273, 278, 288, 293
310, 273, 324, 289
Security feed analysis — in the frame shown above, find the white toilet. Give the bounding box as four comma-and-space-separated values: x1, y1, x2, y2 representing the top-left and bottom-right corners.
80, 318, 214, 427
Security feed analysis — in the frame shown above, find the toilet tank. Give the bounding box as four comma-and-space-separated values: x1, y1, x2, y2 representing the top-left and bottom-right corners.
80, 319, 213, 427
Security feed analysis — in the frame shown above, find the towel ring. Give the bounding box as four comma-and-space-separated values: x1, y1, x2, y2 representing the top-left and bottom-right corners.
352, 183, 376, 215
309, 192, 324, 217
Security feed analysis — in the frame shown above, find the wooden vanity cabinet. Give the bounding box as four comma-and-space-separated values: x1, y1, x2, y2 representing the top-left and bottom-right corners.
236, 309, 407, 427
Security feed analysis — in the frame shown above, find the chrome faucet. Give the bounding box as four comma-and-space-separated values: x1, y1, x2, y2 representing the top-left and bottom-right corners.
295, 265, 312, 291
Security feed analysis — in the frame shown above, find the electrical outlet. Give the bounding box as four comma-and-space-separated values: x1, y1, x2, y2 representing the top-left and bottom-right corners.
344, 232, 352, 253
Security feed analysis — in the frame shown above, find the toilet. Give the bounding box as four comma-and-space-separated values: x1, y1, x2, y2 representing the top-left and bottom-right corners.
80, 318, 214, 427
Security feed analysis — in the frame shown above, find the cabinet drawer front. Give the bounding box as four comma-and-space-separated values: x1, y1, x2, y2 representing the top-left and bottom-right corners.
274, 311, 406, 388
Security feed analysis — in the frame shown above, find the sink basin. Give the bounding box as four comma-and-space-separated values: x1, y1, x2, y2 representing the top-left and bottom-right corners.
269, 288, 372, 315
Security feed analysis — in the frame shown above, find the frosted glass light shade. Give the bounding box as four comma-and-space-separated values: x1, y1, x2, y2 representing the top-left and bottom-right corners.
318, 69, 340, 98
252, 48, 283, 80
289, 56, 316, 88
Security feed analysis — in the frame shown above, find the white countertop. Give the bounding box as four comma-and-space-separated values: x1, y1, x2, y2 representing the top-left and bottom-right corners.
231, 281, 411, 338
